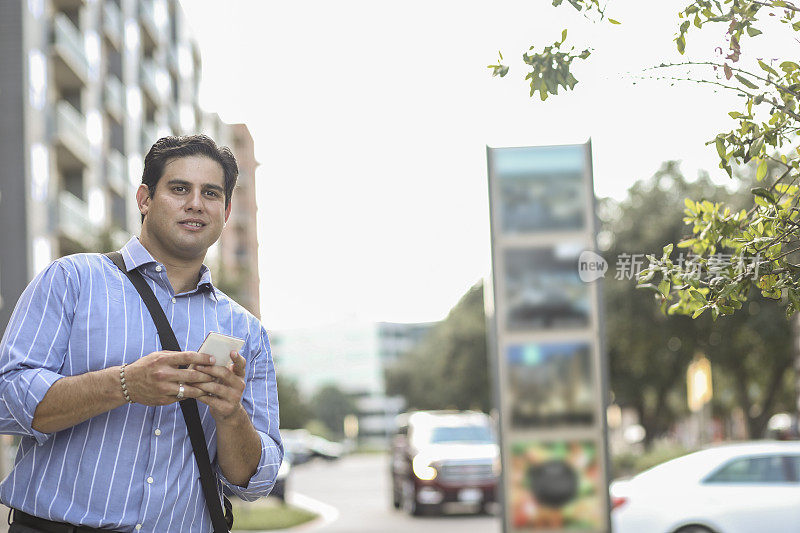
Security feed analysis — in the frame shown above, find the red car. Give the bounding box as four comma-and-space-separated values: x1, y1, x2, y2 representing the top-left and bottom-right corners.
390, 410, 500, 515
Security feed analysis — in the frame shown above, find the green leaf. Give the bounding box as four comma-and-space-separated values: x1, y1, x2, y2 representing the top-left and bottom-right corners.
608, 18, 621, 24
658, 280, 671, 297
692, 307, 706, 318
715, 137, 727, 159
758, 60, 778, 77
561, 29, 568, 43
690, 289, 707, 303
676, 36, 686, 54
663, 243, 674, 256
746, 26, 762, 37
756, 159, 768, 181
735, 74, 759, 90
748, 136, 765, 160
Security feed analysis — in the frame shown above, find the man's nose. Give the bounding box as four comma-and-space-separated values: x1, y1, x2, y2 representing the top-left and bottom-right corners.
186, 190, 204, 210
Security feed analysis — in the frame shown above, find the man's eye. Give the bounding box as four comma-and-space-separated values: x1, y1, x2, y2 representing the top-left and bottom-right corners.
204, 190, 220, 197
173, 186, 187, 193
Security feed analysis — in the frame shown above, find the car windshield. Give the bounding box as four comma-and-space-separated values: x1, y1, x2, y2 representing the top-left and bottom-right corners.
429, 425, 494, 444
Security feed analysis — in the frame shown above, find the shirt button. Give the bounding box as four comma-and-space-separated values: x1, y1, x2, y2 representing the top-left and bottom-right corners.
154, 429, 161, 436
155, 265, 162, 272
171, 297, 176, 304
147, 476, 154, 484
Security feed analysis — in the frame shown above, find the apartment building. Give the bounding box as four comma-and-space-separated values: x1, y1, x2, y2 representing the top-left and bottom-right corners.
0, 0, 261, 334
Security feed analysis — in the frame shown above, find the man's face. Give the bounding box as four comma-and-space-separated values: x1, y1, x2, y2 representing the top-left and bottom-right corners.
136, 155, 231, 262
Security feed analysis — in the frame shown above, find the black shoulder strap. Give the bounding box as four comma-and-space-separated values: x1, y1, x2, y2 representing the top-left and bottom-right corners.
106, 252, 231, 533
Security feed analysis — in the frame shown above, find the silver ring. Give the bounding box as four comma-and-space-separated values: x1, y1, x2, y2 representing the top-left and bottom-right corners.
176, 383, 185, 400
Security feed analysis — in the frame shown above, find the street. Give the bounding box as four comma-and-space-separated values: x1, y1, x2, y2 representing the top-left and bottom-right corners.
289, 453, 502, 533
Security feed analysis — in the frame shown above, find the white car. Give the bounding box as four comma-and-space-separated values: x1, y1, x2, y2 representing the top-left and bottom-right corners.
611, 441, 800, 533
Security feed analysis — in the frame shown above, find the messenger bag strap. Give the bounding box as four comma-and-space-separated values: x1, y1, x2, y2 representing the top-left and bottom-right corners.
106, 252, 230, 533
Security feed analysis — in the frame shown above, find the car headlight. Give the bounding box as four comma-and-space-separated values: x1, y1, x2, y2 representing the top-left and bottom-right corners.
412, 455, 438, 481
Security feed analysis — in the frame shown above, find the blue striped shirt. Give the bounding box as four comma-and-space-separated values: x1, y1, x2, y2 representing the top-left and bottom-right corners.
0, 237, 282, 532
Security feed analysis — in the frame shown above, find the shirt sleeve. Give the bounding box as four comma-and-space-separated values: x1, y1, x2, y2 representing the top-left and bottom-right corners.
217, 325, 283, 500
0, 261, 76, 445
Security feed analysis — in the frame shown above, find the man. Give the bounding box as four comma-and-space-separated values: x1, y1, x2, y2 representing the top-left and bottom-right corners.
0, 135, 282, 532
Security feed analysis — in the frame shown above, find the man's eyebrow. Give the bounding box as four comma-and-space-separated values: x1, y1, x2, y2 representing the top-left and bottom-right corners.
203, 183, 225, 193
165, 179, 224, 193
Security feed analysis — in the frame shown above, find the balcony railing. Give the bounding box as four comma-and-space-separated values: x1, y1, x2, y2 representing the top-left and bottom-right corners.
107, 149, 127, 195
53, 13, 89, 86
141, 122, 159, 151
103, 0, 122, 47
59, 190, 95, 243
139, 0, 161, 49
104, 75, 125, 120
140, 59, 167, 106
168, 105, 181, 133
54, 100, 91, 165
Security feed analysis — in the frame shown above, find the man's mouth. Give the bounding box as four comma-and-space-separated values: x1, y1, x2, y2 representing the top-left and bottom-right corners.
180, 220, 206, 229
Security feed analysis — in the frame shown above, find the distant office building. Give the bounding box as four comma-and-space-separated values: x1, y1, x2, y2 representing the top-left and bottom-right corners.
378, 321, 436, 365
0, 0, 260, 334
270, 320, 434, 445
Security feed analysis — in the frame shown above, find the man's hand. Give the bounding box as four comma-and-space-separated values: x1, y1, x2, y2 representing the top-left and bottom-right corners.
190, 350, 261, 486
191, 351, 247, 422
124, 351, 216, 406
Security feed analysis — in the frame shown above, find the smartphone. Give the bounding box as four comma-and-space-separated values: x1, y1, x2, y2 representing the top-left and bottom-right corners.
197, 332, 245, 367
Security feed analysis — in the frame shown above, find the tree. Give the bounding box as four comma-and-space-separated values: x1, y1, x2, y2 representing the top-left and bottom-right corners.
492, 0, 800, 322
276, 378, 312, 429
603, 162, 795, 442
310, 385, 357, 438
385, 283, 491, 413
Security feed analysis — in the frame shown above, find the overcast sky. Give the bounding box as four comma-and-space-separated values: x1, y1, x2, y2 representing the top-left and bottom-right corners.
180, 0, 767, 329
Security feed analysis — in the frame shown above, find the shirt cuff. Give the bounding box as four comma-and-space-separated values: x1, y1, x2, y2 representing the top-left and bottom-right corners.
11, 368, 63, 445
217, 432, 283, 501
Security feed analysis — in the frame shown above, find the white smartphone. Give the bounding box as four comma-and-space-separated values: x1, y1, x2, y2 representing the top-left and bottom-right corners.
197, 332, 245, 367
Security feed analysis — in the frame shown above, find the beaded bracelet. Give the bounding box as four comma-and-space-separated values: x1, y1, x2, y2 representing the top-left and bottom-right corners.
120, 363, 133, 404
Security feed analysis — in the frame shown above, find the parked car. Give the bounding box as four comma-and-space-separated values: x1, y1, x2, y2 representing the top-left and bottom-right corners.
269, 450, 293, 502
611, 441, 800, 533
281, 429, 344, 465
390, 410, 500, 516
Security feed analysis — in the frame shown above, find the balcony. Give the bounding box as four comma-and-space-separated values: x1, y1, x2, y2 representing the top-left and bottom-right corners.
53, 100, 91, 168
52, 13, 89, 89
139, 0, 161, 52
167, 45, 180, 75
141, 122, 159, 151
168, 105, 181, 134
104, 75, 125, 121
103, 0, 123, 48
106, 149, 128, 195
52, 0, 86, 10
58, 190, 97, 245
140, 59, 167, 107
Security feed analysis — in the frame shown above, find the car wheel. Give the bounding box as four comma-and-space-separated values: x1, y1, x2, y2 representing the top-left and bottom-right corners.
674, 526, 714, 533
402, 480, 420, 516
391, 475, 401, 509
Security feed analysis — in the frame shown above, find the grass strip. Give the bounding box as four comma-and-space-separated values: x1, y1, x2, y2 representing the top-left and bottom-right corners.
232, 501, 318, 531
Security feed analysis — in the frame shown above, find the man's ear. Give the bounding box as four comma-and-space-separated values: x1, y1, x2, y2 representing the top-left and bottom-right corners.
224, 201, 232, 224
136, 185, 151, 218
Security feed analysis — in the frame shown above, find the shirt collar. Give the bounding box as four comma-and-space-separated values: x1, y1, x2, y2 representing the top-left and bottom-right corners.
119, 236, 217, 299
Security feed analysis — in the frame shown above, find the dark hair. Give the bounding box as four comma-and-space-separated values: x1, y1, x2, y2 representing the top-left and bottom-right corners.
141, 134, 238, 220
